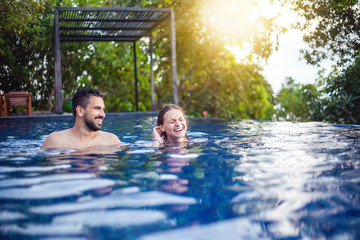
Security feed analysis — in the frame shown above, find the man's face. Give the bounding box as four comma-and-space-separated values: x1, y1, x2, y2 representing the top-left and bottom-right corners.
83, 96, 106, 131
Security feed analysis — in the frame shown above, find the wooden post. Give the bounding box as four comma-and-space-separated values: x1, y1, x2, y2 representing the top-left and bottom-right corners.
150, 33, 156, 110
27, 93, 32, 116
54, 8, 63, 114
133, 41, 139, 111
0, 94, 2, 117
170, 9, 178, 105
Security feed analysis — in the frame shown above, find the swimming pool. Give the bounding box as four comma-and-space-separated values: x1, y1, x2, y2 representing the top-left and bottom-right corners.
0, 114, 359, 239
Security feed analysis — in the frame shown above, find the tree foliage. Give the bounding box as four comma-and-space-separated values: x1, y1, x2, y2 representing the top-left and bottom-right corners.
313, 58, 360, 124
1, 0, 283, 119
276, 58, 360, 124
0, 0, 56, 110
153, 0, 278, 119
273, 0, 360, 124
275, 77, 319, 121
3, 0, 359, 123
282, 0, 360, 66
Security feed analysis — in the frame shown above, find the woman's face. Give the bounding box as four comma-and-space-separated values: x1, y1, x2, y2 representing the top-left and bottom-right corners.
160, 109, 187, 142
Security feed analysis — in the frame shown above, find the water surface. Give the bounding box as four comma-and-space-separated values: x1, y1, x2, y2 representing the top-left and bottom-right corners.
0, 116, 359, 239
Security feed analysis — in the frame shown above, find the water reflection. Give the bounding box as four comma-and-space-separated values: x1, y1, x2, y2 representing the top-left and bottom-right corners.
0, 117, 359, 239
224, 121, 360, 238
157, 143, 192, 194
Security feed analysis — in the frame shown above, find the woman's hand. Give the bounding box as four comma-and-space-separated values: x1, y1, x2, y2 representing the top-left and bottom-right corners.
152, 126, 164, 146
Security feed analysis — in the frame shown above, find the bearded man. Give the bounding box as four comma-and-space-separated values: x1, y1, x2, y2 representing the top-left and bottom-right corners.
42, 88, 121, 149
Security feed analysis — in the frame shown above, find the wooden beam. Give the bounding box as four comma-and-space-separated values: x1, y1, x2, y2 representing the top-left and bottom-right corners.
61, 37, 140, 42
150, 33, 155, 110
59, 26, 153, 31
54, 7, 63, 114
170, 9, 178, 105
133, 41, 139, 111
60, 18, 160, 23
60, 35, 141, 42
58, 7, 171, 12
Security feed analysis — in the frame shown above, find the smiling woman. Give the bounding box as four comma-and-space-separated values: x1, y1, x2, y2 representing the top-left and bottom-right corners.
152, 104, 190, 146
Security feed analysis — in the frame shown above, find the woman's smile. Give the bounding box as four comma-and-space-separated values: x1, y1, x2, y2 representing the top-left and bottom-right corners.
161, 109, 188, 143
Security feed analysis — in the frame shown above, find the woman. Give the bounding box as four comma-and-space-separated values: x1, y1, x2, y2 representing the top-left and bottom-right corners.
152, 104, 190, 147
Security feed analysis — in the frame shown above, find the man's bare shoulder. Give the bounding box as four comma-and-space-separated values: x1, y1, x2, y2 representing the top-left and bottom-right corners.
42, 129, 120, 150
99, 131, 121, 144
41, 129, 73, 149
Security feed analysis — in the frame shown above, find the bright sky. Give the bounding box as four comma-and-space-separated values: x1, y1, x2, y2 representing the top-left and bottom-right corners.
262, 29, 334, 94
228, 28, 334, 94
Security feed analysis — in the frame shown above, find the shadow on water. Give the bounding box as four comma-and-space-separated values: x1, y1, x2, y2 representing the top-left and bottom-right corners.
0, 116, 359, 239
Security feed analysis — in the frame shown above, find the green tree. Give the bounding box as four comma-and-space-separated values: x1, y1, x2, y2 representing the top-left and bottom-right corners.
314, 58, 360, 124
276, 77, 319, 121
1, 0, 281, 119
153, 0, 280, 119
275, 0, 360, 124
282, 0, 360, 66
0, 0, 155, 112
0, 0, 56, 110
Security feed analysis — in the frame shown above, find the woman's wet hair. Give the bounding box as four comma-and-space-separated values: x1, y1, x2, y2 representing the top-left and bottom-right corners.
72, 88, 103, 117
156, 104, 189, 142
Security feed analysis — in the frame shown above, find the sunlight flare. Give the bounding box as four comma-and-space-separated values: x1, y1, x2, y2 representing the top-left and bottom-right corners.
201, 0, 296, 61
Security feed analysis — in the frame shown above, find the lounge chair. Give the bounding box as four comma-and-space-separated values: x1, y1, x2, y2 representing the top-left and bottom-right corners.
3, 91, 32, 116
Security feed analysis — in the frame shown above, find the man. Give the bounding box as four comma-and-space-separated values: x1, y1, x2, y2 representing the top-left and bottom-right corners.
42, 88, 121, 149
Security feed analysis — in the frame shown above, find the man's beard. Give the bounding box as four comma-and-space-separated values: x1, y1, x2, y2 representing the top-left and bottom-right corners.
84, 113, 102, 131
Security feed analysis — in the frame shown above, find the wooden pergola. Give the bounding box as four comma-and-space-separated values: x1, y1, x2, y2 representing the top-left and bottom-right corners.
53, 7, 178, 114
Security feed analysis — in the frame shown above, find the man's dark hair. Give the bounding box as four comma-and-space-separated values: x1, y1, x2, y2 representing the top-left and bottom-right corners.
72, 88, 103, 117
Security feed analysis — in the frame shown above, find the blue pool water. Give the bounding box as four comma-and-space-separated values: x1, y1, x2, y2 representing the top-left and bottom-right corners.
0, 114, 359, 239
